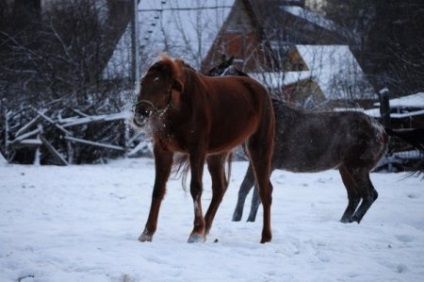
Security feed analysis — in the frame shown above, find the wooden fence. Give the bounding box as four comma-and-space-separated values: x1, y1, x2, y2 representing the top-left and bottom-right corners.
1, 105, 150, 165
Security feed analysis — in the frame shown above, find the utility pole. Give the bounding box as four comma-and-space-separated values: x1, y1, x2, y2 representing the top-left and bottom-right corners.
131, 0, 140, 85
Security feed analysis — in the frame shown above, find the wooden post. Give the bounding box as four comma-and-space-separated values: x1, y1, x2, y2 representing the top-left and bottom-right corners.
379, 88, 392, 171
378, 88, 391, 128
39, 135, 69, 166
131, 0, 140, 84
1, 98, 10, 163
34, 124, 42, 166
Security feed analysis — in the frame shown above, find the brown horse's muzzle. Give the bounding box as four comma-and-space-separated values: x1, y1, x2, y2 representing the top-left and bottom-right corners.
132, 100, 157, 128
132, 112, 149, 128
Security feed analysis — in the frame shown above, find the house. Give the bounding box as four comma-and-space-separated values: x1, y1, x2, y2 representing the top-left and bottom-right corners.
104, 0, 374, 109
248, 45, 375, 109
203, 0, 374, 109
103, 0, 236, 80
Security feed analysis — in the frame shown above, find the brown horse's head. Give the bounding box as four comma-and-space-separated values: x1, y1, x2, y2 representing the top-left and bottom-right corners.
133, 54, 184, 128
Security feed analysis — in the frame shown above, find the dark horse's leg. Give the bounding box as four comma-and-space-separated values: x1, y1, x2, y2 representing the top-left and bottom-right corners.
350, 169, 378, 223
187, 150, 207, 243
339, 165, 378, 223
139, 144, 174, 242
339, 165, 361, 223
246, 138, 274, 243
246, 168, 276, 222
204, 153, 229, 235
232, 164, 255, 221
247, 184, 261, 222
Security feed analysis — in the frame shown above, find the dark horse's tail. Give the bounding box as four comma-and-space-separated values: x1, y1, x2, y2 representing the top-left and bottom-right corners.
386, 127, 424, 177
173, 153, 233, 191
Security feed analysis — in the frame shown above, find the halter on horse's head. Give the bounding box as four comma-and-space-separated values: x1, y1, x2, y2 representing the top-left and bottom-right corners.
133, 54, 184, 128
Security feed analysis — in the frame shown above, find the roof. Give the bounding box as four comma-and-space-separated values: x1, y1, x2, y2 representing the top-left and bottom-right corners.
248, 71, 311, 87
281, 6, 339, 34
104, 0, 235, 79
296, 45, 374, 100
249, 45, 374, 101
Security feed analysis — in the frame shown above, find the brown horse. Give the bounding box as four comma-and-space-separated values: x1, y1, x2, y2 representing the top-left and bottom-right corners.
208, 59, 389, 224
132, 54, 275, 243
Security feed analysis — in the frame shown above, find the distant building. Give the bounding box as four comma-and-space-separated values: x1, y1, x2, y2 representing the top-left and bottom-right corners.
104, 0, 374, 109
104, 0, 235, 79
248, 45, 375, 109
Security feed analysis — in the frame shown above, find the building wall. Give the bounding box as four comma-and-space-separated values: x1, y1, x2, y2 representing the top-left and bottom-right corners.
201, 0, 269, 73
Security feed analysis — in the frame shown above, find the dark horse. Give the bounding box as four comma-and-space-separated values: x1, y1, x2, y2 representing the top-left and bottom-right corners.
132, 54, 275, 243
208, 58, 389, 224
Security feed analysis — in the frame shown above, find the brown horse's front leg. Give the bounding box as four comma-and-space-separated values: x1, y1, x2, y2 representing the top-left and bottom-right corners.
139, 145, 173, 242
188, 152, 206, 243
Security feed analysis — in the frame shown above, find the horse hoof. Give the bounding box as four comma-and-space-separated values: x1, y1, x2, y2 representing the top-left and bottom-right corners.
260, 234, 272, 244
138, 232, 153, 242
232, 213, 242, 222
340, 217, 350, 223
187, 233, 206, 243
260, 237, 272, 244
350, 215, 361, 224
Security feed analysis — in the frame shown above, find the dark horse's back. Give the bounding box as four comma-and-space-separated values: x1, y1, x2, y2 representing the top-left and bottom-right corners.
272, 100, 388, 172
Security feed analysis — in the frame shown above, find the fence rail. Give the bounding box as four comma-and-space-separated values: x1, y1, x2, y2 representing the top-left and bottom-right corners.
1, 105, 147, 165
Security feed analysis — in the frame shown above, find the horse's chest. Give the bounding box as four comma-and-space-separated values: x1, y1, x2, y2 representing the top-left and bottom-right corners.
152, 122, 192, 152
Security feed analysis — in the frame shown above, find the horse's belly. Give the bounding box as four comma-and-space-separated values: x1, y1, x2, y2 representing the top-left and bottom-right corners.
276, 151, 341, 173
207, 120, 257, 153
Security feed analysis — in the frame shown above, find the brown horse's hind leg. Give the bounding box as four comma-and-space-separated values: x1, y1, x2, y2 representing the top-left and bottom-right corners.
204, 153, 228, 235
247, 142, 274, 243
350, 171, 378, 223
187, 151, 207, 243
139, 145, 174, 242
233, 164, 256, 221
339, 165, 361, 223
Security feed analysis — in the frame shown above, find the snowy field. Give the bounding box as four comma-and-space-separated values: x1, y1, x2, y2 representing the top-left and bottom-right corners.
1, 158, 423, 282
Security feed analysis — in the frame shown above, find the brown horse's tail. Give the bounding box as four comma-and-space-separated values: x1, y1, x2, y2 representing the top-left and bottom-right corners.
173, 153, 233, 191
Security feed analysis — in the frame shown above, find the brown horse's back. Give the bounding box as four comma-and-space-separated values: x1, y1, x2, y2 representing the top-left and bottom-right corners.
179, 73, 273, 154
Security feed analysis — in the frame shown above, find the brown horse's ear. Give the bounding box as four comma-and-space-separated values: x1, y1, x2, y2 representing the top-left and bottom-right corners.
171, 79, 183, 109
172, 79, 183, 92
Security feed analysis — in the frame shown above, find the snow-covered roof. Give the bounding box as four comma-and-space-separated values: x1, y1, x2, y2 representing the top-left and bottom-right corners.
249, 45, 374, 101
248, 71, 311, 88
104, 0, 235, 79
281, 6, 339, 34
296, 45, 375, 100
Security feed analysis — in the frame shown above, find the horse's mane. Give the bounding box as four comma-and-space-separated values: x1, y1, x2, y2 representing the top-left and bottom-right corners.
152, 53, 183, 80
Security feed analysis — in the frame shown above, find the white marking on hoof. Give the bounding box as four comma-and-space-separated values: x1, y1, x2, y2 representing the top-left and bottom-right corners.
138, 232, 153, 242
187, 233, 206, 243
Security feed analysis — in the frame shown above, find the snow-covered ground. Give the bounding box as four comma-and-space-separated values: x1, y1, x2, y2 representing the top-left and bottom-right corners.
1, 158, 423, 281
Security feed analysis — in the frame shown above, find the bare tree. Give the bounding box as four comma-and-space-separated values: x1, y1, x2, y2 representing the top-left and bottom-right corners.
0, 0, 135, 164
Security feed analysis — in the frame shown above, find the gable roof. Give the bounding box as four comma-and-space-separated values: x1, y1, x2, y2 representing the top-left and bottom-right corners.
248, 1, 352, 46
296, 45, 374, 100
248, 45, 374, 101
281, 6, 339, 35
103, 0, 235, 79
